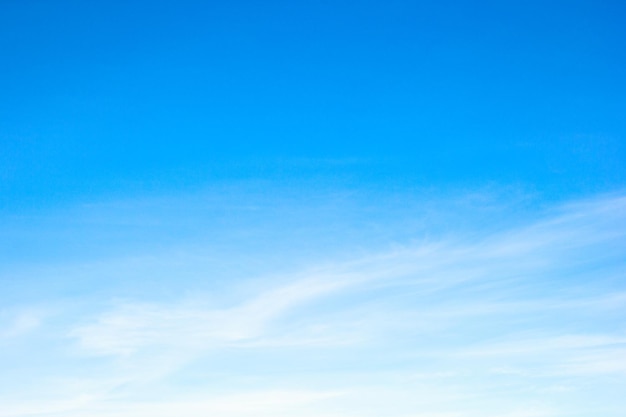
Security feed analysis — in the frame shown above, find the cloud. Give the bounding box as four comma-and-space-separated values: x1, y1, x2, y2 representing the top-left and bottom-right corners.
70, 272, 354, 356
70, 192, 626, 360
0, 310, 43, 340
3, 192, 626, 416
0, 389, 343, 417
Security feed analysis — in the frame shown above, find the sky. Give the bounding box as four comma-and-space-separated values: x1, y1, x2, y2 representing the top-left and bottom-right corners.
1, 1, 625, 416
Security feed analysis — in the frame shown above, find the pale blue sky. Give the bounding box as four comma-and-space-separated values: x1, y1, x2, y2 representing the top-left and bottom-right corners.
1, 1, 625, 416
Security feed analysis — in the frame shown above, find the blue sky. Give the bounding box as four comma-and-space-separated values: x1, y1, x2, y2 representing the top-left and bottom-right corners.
1, 1, 626, 416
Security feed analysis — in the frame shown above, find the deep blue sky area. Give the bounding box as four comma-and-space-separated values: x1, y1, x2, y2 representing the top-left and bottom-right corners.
1, 0, 625, 209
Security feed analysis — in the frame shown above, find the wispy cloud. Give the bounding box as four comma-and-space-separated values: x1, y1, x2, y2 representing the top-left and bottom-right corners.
2, 191, 626, 416
70, 274, 351, 356
0, 309, 44, 340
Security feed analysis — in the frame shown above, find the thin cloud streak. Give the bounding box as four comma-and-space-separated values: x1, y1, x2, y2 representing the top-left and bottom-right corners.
2, 192, 626, 416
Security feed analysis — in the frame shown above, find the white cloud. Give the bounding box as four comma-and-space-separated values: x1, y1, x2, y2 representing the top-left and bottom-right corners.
0, 310, 44, 340
3, 192, 626, 416
70, 273, 354, 356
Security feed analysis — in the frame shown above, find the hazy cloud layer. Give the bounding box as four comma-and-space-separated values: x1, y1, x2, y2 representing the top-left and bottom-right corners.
1, 192, 625, 417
